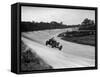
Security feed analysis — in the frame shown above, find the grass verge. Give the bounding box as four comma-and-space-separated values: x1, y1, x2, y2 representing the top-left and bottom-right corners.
21, 41, 52, 71
61, 35, 95, 46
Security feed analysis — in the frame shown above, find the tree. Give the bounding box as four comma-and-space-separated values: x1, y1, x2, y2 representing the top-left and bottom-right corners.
50, 21, 58, 25
81, 18, 95, 25
79, 18, 95, 30
60, 22, 63, 25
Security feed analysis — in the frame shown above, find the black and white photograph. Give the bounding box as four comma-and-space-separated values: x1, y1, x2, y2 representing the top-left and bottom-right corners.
21, 5, 96, 72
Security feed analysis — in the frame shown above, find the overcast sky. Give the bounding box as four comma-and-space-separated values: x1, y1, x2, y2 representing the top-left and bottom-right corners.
21, 6, 95, 25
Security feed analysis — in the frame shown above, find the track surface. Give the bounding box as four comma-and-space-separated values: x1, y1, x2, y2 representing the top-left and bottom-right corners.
22, 29, 95, 69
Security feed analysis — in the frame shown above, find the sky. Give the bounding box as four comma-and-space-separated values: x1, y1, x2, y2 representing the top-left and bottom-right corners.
21, 6, 95, 25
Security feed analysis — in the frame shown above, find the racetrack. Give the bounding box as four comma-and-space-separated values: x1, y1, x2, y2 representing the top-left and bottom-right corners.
22, 29, 95, 69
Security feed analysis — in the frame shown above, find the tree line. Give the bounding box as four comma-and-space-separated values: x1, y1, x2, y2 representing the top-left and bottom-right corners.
21, 18, 95, 32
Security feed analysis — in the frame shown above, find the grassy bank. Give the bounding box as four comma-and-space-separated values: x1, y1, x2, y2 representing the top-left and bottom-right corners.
61, 35, 95, 46
58, 31, 95, 46
21, 41, 52, 71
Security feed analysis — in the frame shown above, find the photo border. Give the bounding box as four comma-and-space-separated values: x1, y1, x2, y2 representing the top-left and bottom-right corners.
17, 2, 98, 74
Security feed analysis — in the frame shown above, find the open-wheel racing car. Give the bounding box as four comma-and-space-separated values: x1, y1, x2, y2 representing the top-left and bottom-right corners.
45, 38, 63, 50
